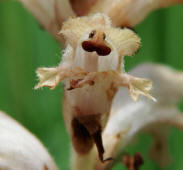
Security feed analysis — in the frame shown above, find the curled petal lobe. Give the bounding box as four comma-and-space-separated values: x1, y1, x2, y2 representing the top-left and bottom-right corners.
105, 28, 141, 57
128, 77, 156, 102
35, 67, 61, 90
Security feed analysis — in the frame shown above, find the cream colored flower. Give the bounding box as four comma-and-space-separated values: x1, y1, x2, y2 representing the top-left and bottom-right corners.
0, 111, 58, 170
35, 14, 155, 165
17, 0, 183, 44
90, 0, 183, 27
91, 63, 183, 170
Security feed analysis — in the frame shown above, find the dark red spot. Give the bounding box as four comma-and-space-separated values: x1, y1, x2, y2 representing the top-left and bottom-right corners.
44, 164, 49, 170
82, 41, 111, 56
122, 152, 144, 170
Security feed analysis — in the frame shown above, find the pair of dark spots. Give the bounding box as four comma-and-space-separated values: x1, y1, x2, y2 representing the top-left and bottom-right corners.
89, 30, 106, 40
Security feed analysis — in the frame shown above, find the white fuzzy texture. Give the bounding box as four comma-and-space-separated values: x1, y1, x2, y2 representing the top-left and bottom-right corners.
90, 0, 183, 27
0, 111, 58, 170
96, 63, 183, 169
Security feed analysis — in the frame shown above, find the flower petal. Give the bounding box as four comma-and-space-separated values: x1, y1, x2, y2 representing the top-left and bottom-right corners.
90, 0, 183, 27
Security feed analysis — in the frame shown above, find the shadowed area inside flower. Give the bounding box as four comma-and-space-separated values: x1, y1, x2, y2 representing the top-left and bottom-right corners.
72, 116, 113, 162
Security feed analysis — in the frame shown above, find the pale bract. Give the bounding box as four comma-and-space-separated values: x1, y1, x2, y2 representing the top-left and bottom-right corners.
0, 111, 58, 170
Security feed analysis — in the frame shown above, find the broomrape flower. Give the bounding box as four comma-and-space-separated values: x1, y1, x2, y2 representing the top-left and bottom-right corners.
17, 0, 183, 44
0, 111, 58, 170
92, 63, 183, 170
35, 13, 155, 167
0, 63, 182, 170
11, 0, 183, 169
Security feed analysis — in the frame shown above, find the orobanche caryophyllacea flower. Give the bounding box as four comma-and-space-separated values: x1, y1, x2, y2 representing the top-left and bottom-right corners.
89, 0, 183, 27
18, 0, 183, 44
90, 63, 183, 170
35, 13, 155, 164
0, 111, 58, 170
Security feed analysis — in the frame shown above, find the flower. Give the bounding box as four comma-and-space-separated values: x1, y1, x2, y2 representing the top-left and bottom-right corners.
92, 63, 183, 170
35, 13, 156, 167
89, 0, 183, 27
0, 111, 58, 170
18, 0, 183, 44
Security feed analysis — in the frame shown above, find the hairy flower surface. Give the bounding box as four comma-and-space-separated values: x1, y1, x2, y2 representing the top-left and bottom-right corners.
35, 14, 155, 165
89, 0, 183, 27
0, 111, 58, 170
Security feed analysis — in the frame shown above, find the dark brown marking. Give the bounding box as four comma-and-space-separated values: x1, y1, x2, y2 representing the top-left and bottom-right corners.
44, 164, 49, 170
71, 117, 93, 154
67, 79, 83, 90
106, 83, 118, 101
75, 111, 101, 134
122, 152, 144, 170
72, 108, 113, 162
93, 129, 113, 163
103, 33, 106, 40
89, 30, 96, 39
67, 79, 95, 91
82, 40, 111, 56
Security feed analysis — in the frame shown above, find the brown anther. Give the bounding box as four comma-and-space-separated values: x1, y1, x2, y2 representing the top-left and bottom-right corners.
122, 152, 144, 170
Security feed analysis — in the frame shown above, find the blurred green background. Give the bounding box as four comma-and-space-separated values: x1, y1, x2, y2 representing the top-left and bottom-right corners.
0, 1, 183, 170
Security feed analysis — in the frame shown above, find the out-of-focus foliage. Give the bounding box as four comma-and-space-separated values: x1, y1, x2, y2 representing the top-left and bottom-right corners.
0, 1, 183, 170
